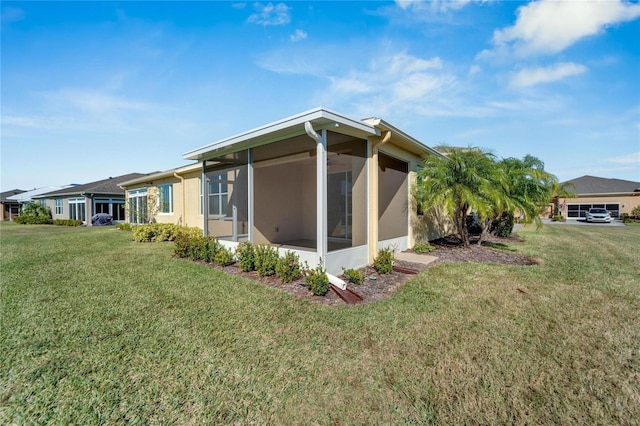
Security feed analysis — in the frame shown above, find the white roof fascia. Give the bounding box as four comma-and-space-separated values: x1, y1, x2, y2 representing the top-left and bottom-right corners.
183, 107, 380, 161
119, 163, 202, 188
365, 118, 445, 159
6, 186, 71, 202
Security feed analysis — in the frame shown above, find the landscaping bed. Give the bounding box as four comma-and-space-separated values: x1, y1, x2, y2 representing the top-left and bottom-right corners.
205, 233, 538, 306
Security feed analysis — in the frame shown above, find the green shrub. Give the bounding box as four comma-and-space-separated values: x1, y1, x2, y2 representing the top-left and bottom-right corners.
374, 247, 395, 275
214, 246, 234, 266
413, 241, 435, 253
342, 267, 365, 285
53, 219, 83, 227
276, 251, 302, 283
552, 215, 566, 222
205, 237, 221, 263
632, 206, 640, 219
116, 223, 132, 231
304, 262, 329, 296
254, 244, 279, 277
235, 241, 255, 272
490, 211, 515, 237
14, 215, 53, 225
14, 202, 53, 224
132, 223, 184, 242
188, 234, 208, 262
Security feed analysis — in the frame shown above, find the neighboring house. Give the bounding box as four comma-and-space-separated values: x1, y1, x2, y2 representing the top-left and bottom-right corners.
32, 174, 148, 225
1, 189, 26, 221
556, 175, 640, 219
119, 163, 202, 227
5, 186, 73, 216
156, 106, 446, 274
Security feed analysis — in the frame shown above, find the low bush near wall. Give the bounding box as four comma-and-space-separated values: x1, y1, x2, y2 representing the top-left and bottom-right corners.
14, 216, 53, 225
132, 224, 196, 242
276, 251, 302, 283
235, 241, 255, 272
374, 247, 395, 274
53, 219, 83, 227
342, 267, 365, 285
254, 244, 279, 277
116, 223, 132, 231
413, 241, 435, 253
304, 262, 330, 296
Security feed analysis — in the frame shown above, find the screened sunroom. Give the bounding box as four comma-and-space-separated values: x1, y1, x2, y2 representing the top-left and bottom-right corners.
184, 107, 442, 274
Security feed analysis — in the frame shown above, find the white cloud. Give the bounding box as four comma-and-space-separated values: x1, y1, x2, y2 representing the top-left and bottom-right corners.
290, 29, 307, 42
468, 64, 481, 76
491, 0, 640, 57
248, 2, 291, 26
395, 0, 481, 13
47, 89, 154, 114
608, 151, 640, 165
510, 62, 588, 88
232, 3, 247, 9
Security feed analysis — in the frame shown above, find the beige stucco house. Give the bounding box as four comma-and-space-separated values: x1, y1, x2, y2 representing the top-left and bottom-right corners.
556, 175, 640, 220
122, 107, 447, 273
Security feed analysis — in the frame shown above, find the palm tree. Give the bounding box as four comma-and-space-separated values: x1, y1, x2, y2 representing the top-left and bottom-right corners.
493, 155, 557, 227
550, 181, 576, 217
415, 147, 500, 247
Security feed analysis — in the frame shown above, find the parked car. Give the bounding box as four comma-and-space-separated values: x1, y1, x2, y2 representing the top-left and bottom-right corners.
585, 208, 612, 223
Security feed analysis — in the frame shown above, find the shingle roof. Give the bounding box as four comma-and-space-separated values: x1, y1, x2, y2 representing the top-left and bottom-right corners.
561, 175, 640, 195
35, 173, 149, 198
1, 189, 26, 202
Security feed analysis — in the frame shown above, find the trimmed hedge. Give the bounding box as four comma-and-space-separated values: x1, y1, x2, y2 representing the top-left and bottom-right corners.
53, 219, 83, 227
14, 216, 53, 225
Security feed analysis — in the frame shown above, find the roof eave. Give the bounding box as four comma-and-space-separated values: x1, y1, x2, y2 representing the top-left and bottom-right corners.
183, 107, 380, 162
365, 118, 445, 159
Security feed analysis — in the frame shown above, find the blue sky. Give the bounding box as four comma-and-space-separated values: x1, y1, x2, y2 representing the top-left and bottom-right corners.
2, 0, 639, 192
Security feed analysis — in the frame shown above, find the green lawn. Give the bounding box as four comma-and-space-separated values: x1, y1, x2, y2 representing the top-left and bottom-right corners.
1, 222, 639, 424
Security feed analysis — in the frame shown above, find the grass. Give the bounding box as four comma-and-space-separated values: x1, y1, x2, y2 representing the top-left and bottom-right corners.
1, 222, 639, 424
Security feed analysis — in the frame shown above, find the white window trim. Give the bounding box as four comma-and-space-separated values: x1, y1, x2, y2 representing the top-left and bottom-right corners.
208, 174, 229, 218
55, 199, 63, 215
158, 184, 173, 214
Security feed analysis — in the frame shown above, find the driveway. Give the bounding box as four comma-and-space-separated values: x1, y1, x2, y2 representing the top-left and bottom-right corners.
540, 218, 627, 227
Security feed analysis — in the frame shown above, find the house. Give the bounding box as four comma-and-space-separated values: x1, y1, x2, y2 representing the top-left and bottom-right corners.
32, 174, 148, 225
119, 164, 203, 227
5, 186, 73, 216
125, 107, 446, 274
1, 189, 26, 221
557, 175, 640, 219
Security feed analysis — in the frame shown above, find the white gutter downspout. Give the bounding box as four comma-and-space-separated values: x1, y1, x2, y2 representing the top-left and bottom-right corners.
369, 130, 391, 261
305, 121, 328, 268
173, 173, 186, 226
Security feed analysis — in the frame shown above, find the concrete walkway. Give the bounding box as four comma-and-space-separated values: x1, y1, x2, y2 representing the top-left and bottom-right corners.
395, 251, 439, 267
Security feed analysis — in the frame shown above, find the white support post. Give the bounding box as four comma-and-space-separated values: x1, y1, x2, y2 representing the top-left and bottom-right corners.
317, 129, 328, 262
247, 148, 254, 243
202, 162, 208, 237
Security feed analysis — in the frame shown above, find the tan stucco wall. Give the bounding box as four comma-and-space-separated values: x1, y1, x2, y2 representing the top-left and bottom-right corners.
123, 169, 205, 229
253, 161, 310, 244
558, 194, 640, 217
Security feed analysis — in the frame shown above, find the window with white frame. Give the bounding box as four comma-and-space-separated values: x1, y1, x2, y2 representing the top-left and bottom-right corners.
208, 173, 228, 217
128, 188, 148, 224
55, 199, 63, 215
158, 184, 173, 214
69, 198, 86, 222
